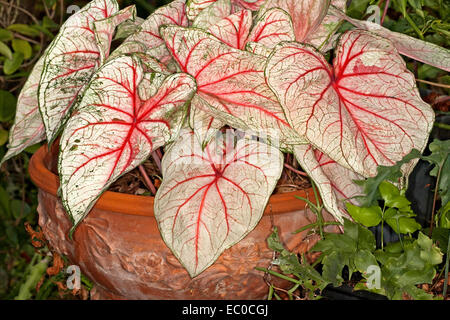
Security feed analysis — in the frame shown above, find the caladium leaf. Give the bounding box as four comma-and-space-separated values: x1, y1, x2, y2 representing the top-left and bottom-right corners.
2, 57, 45, 163
245, 41, 273, 57
305, 0, 346, 51
233, 0, 265, 11
247, 8, 295, 49
111, 0, 188, 65
190, 95, 226, 148
266, 30, 435, 177
208, 9, 252, 50
192, 0, 232, 29
155, 130, 283, 277
329, 5, 450, 72
59, 55, 196, 228
258, 0, 330, 42
161, 25, 306, 147
208, 8, 295, 51
38, 0, 120, 143
186, 0, 264, 21
293, 144, 363, 223
93, 5, 137, 65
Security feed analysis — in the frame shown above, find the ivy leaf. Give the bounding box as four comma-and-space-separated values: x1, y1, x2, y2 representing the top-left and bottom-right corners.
423, 139, 450, 207
346, 203, 382, 227
384, 208, 422, 234
379, 181, 411, 209
354, 249, 378, 274
354, 149, 422, 207
321, 251, 345, 287
417, 232, 443, 266
154, 130, 283, 277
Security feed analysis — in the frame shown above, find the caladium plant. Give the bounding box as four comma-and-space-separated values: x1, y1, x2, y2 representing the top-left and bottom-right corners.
4, 0, 447, 277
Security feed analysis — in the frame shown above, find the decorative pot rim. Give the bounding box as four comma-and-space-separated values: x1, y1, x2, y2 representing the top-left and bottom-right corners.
28, 144, 316, 217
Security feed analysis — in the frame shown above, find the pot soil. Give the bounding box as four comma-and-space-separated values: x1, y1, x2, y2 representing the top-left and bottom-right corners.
29, 144, 337, 300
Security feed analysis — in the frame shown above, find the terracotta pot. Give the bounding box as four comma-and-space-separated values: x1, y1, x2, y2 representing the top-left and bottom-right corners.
29, 144, 331, 300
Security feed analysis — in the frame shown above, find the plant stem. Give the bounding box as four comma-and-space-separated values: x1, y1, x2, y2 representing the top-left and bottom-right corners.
256, 267, 301, 284
416, 79, 450, 89
138, 165, 156, 195
151, 151, 162, 172
381, 204, 386, 251
284, 163, 308, 177
434, 123, 450, 131
381, 0, 390, 25
429, 162, 444, 236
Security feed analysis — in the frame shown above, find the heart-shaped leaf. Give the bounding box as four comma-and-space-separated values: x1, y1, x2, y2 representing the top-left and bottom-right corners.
258, 0, 330, 42
293, 144, 363, 223
155, 129, 283, 277
38, 0, 120, 143
93, 5, 136, 65
305, 0, 346, 51
330, 6, 450, 72
266, 30, 435, 177
192, 0, 232, 29
207, 8, 295, 51
187, 0, 264, 21
208, 9, 252, 50
1, 57, 45, 163
247, 8, 295, 49
189, 95, 225, 147
111, 0, 188, 65
162, 25, 306, 147
192, 7, 295, 145
59, 55, 196, 228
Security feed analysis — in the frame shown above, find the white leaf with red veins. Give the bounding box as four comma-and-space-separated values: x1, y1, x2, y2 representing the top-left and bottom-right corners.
186, 0, 263, 21
93, 5, 136, 64
111, 0, 188, 65
305, 0, 346, 51
247, 8, 295, 49
293, 144, 363, 223
330, 6, 450, 72
59, 55, 196, 228
245, 42, 273, 57
2, 58, 45, 163
192, 0, 232, 29
266, 30, 435, 177
161, 26, 307, 147
258, 0, 330, 42
208, 9, 252, 50
38, 0, 120, 143
233, 0, 265, 10
190, 95, 225, 147
155, 130, 283, 277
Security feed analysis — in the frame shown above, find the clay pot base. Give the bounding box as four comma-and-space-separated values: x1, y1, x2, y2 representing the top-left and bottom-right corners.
31, 144, 337, 300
